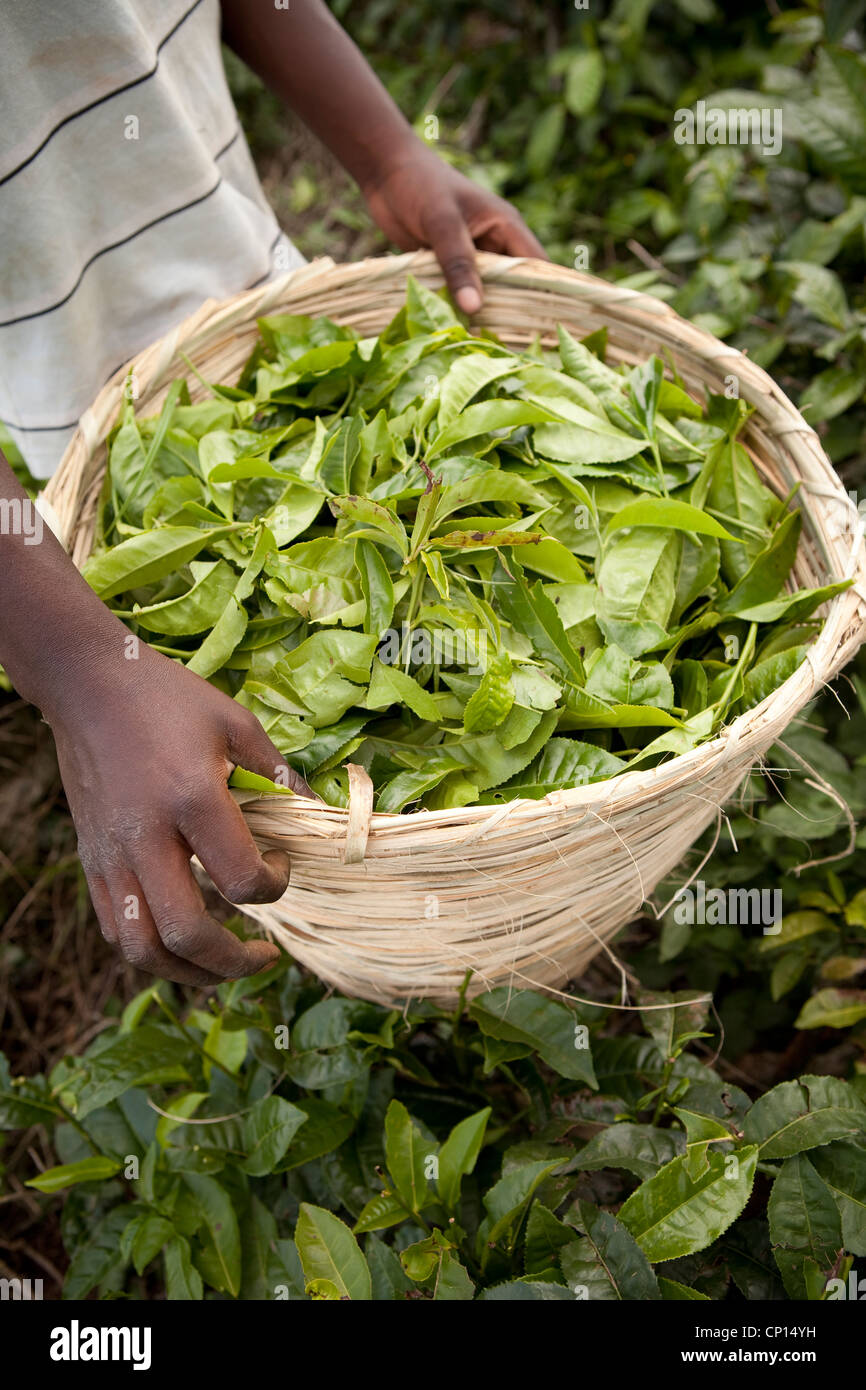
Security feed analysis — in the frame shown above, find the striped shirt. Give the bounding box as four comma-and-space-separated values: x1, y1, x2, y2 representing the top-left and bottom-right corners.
0, 0, 304, 479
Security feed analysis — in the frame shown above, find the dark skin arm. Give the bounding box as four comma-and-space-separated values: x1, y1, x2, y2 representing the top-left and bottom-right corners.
220, 0, 547, 311
0, 457, 311, 984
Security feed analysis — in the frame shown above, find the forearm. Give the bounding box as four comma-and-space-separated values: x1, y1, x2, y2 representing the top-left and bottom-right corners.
0, 456, 129, 722
220, 0, 419, 189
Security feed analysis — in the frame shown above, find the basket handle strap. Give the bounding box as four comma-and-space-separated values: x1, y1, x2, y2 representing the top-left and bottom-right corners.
343, 764, 374, 863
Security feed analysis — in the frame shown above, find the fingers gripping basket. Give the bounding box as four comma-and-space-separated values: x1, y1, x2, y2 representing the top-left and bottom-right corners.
45, 251, 866, 1006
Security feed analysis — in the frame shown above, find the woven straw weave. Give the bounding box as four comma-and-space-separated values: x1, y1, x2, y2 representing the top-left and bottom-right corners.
44, 252, 866, 1006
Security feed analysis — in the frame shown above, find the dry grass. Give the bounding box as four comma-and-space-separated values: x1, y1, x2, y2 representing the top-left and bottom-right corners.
257, 121, 389, 266
0, 698, 135, 1293
0, 698, 141, 1075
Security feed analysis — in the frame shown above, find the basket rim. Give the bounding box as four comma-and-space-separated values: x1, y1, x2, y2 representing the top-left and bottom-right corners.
44, 249, 866, 840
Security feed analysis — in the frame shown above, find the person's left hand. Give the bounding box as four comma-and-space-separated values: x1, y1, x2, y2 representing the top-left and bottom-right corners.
361, 145, 548, 314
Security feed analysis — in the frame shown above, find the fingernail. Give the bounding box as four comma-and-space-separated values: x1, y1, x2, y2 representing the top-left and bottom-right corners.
456, 285, 482, 315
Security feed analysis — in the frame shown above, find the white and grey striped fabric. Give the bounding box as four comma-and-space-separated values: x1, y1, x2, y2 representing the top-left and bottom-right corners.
0, 0, 305, 478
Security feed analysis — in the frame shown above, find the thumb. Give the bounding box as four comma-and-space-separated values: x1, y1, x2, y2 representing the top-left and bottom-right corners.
424, 202, 483, 316
226, 707, 317, 799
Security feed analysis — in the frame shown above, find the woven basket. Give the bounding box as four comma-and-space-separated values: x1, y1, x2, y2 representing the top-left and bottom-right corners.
45, 251, 866, 1007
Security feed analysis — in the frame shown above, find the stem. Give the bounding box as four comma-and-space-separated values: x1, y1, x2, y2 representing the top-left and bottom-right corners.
388, 1186, 432, 1234
148, 643, 198, 658
705, 507, 768, 540
652, 1069, 673, 1127
56, 1103, 109, 1156
650, 439, 668, 497
714, 622, 757, 723
769, 482, 801, 528
155, 996, 239, 1084
330, 377, 356, 422
400, 563, 425, 672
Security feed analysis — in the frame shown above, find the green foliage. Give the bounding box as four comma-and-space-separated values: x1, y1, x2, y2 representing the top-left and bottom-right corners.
3, 960, 863, 1300
86, 286, 840, 811
327, 0, 866, 467
4, 669, 866, 1302
635, 650, 866, 1053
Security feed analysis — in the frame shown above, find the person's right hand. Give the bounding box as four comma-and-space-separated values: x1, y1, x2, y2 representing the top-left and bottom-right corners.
361, 145, 547, 314
49, 638, 312, 986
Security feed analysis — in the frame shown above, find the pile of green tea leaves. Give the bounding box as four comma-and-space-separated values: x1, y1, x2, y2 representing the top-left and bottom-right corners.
84, 278, 848, 812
